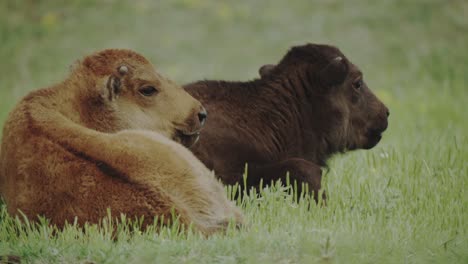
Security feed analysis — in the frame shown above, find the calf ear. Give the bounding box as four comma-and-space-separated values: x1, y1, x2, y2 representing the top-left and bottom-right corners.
318, 57, 349, 88
103, 74, 122, 101
259, 64, 276, 78
101, 65, 128, 101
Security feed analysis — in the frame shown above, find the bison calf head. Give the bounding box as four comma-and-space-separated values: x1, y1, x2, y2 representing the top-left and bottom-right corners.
330, 58, 389, 150
80, 49, 207, 147
261, 44, 389, 152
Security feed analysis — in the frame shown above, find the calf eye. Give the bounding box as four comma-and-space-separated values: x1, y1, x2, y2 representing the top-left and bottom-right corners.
139, 86, 159, 96
353, 79, 363, 90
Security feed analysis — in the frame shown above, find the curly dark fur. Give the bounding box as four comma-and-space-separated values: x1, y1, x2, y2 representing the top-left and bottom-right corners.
185, 43, 389, 200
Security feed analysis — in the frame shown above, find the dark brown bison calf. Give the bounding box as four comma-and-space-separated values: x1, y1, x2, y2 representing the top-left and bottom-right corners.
185, 43, 389, 201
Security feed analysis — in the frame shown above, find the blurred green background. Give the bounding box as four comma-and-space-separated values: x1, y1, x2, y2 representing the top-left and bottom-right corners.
1, 0, 466, 130
0, 0, 467, 263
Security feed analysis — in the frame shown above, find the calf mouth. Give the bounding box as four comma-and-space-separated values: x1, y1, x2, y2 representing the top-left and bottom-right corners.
175, 129, 201, 148
364, 128, 384, 149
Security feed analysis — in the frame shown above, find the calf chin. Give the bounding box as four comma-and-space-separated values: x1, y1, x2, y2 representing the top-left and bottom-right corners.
363, 133, 382, 149
174, 131, 200, 147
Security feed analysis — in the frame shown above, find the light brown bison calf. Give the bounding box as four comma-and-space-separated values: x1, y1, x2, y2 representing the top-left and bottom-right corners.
0, 49, 242, 234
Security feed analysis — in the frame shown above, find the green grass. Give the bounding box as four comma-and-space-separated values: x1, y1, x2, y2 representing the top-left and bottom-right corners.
0, 0, 467, 263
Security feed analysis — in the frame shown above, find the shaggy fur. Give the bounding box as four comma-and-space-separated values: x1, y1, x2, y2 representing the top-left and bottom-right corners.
0, 49, 242, 235
185, 43, 389, 201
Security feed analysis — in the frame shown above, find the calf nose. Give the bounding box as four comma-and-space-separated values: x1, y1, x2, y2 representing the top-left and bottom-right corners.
386, 110, 390, 117
198, 107, 208, 125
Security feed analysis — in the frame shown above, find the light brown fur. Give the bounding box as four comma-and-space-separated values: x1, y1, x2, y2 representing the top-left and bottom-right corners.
0, 49, 242, 235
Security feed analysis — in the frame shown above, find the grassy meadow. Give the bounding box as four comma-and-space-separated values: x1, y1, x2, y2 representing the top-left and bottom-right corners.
0, 0, 467, 263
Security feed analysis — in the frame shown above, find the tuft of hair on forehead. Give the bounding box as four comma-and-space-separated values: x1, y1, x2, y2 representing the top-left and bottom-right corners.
278, 43, 345, 67
81, 49, 150, 76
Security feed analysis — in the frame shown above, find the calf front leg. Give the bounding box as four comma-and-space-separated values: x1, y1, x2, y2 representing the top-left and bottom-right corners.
247, 158, 325, 203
